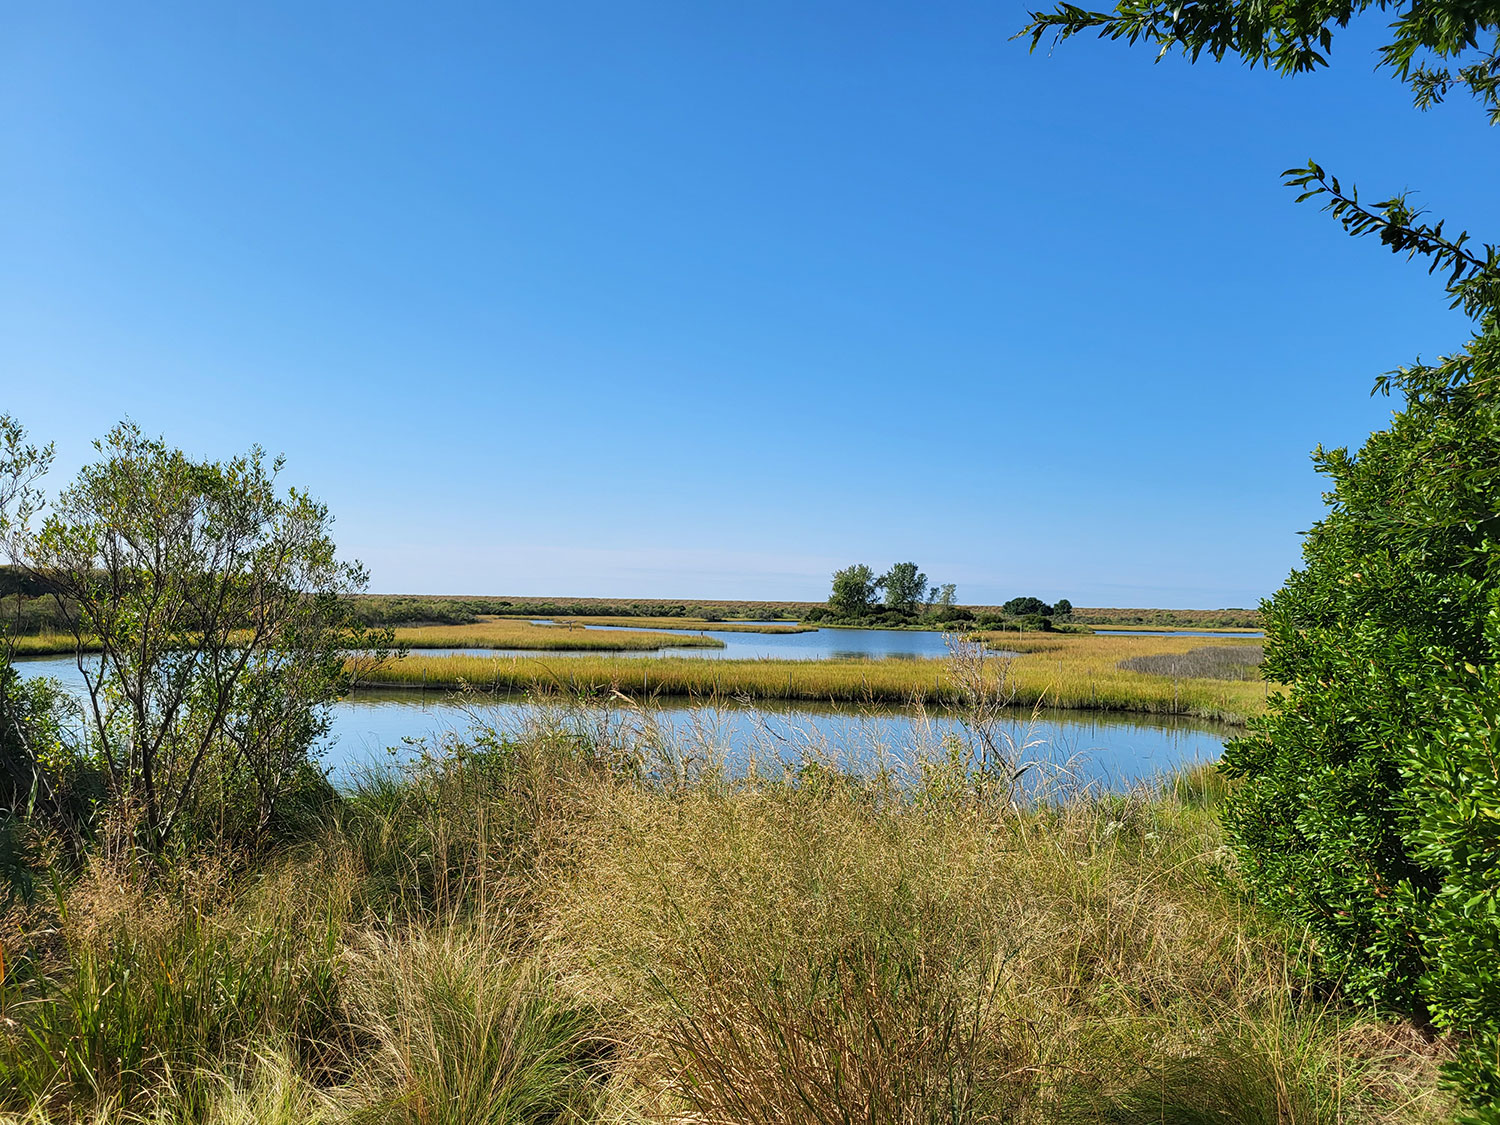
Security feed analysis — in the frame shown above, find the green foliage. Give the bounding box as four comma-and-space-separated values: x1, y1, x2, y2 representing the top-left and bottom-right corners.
1399, 613, 1500, 1119
1, 868, 349, 1108
829, 563, 878, 617
1221, 330, 1500, 1108
1002, 595, 1053, 617
1023, 0, 1500, 123
879, 561, 928, 610
1022, 1, 1500, 1112
4, 420, 385, 854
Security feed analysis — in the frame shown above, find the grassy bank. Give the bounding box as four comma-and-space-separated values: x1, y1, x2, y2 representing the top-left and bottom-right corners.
551, 615, 815, 633
1071, 606, 1264, 629
359, 633, 1268, 723
10, 632, 98, 656
0, 719, 1451, 1123
8, 617, 733, 658
1079, 623, 1264, 634
392, 618, 725, 651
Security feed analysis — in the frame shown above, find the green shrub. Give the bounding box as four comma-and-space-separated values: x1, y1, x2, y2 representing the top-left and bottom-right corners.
1399, 612, 1500, 1120
1222, 323, 1500, 1111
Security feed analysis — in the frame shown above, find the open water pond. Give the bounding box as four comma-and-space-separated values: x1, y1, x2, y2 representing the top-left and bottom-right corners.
17, 654, 1231, 792
513, 623, 973, 660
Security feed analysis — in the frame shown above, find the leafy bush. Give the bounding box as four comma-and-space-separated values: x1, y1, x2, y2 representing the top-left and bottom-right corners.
1222, 324, 1500, 1112
1399, 612, 1500, 1118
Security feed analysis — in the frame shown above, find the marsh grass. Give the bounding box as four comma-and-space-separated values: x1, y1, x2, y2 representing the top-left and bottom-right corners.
361, 630, 1268, 723
391, 618, 724, 652
1118, 643, 1266, 681
7, 618, 729, 658
552, 615, 815, 633
10, 632, 97, 656
0, 698, 1453, 1124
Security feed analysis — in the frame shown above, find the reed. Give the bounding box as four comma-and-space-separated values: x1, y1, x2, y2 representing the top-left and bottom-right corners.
357, 632, 1269, 723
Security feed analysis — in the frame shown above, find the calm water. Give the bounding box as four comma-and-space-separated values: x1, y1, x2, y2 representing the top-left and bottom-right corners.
486, 624, 979, 661
1092, 629, 1264, 638
16, 654, 1230, 790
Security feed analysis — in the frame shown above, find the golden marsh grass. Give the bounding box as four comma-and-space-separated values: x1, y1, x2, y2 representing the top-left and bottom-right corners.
392, 618, 724, 651
552, 615, 814, 633
359, 632, 1268, 723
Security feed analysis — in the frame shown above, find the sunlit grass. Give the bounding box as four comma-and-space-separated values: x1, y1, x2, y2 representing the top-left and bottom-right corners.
9, 631, 88, 655
551, 615, 814, 633
359, 632, 1269, 722
0, 707, 1451, 1124
1079, 623, 1263, 634
9, 619, 730, 658
392, 618, 724, 651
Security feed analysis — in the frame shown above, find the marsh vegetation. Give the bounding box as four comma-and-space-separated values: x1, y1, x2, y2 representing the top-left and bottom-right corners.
363, 632, 1268, 724
0, 708, 1454, 1124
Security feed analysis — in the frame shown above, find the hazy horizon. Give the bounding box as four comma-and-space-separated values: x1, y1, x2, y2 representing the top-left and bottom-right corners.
7, 3, 1490, 607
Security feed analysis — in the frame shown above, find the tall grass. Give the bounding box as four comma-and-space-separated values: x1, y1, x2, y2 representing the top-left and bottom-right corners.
0, 701, 1452, 1124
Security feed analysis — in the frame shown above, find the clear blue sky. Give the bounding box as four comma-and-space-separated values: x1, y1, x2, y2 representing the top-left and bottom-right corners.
3, 2, 1494, 606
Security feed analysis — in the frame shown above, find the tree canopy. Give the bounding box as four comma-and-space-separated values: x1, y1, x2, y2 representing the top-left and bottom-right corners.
878, 563, 928, 611
828, 564, 878, 617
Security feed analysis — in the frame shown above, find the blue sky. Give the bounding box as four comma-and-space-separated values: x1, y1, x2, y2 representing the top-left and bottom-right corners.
3, 2, 1494, 606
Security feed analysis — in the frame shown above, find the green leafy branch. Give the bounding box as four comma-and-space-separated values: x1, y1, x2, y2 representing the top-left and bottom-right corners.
1283, 160, 1500, 320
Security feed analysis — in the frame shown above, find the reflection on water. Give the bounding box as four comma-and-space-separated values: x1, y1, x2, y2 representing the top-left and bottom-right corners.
16, 653, 1230, 792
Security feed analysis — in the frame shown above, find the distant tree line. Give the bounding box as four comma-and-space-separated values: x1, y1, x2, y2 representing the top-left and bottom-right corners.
346, 596, 796, 627
808, 563, 1071, 631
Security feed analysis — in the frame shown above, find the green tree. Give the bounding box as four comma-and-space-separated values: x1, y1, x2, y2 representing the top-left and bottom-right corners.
878, 562, 928, 611
829, 564, 878, 617
4, 421, 392, 853
1002, 596, 1051, 617
0, 418, 72, 842
1052, 598, 1073, 617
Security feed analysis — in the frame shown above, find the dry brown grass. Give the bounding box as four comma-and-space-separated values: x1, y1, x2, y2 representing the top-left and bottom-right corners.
536, 762, 1451, 1123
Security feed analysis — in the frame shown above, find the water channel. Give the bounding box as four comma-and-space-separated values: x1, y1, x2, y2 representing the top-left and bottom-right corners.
15, 651, 1234, 791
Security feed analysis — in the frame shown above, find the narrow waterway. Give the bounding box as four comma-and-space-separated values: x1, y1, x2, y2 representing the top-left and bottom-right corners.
16, 653, 1232, 791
